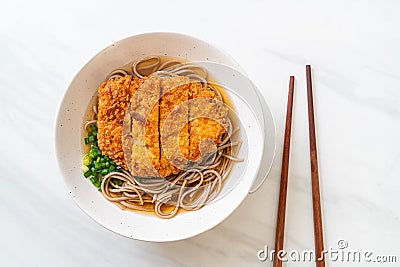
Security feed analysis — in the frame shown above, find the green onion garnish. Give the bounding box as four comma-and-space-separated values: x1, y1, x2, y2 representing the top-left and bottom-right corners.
82, 122, 122, 190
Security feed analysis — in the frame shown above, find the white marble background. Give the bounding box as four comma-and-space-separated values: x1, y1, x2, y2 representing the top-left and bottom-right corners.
1, 0, 399, 266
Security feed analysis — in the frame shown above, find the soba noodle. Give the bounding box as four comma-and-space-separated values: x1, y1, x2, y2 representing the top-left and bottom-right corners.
86, 55, 242, 218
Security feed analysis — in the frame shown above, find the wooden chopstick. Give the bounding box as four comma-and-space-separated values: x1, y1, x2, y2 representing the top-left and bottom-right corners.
273, 68, 325, 266
306, 65, 325, 267
273, 76, 295, 267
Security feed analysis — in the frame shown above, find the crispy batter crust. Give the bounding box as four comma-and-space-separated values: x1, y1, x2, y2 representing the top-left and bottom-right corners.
97, 76, 144, 169
129, 76, 161, 177
158, 77, 191, 177
99, 75, 228, 178
189, 82, 228, 161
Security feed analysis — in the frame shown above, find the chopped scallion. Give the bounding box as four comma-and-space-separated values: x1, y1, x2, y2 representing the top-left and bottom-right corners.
94, 162, 101, 169
82, 155, 92, 166
84, 170, 92, 178
83, 122, 123, 189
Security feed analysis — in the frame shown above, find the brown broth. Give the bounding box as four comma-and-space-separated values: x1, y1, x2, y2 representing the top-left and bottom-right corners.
81, 93, 98, 155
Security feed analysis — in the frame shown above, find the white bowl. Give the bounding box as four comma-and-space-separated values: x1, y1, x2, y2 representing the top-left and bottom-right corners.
55, 32, 275, 241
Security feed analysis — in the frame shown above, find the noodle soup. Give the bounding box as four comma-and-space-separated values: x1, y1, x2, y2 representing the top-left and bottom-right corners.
81, 55, 243, 218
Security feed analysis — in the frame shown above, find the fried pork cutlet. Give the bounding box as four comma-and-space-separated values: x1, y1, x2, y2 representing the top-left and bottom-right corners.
97, 76, 144, 170
98, 75, 228, 178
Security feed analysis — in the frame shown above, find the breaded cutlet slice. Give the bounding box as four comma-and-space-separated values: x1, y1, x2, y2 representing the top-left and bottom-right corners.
97, 76, 144, 170
189, 82, 228, 161
158, 76, 191, 177
128, 76, 161, 177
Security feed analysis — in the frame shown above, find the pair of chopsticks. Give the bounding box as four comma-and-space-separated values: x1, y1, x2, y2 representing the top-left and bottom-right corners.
273, 65, 325, 267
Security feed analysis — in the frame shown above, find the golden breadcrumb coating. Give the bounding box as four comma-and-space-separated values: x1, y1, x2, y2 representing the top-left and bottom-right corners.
158, 76, 190, 177
99, 75, 228, 178
97, 76, 144, 170
128, 76, 161, 177
188, 82, 228, 161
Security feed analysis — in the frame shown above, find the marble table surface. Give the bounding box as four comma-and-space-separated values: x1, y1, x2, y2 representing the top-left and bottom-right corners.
1, 0, 399, 266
